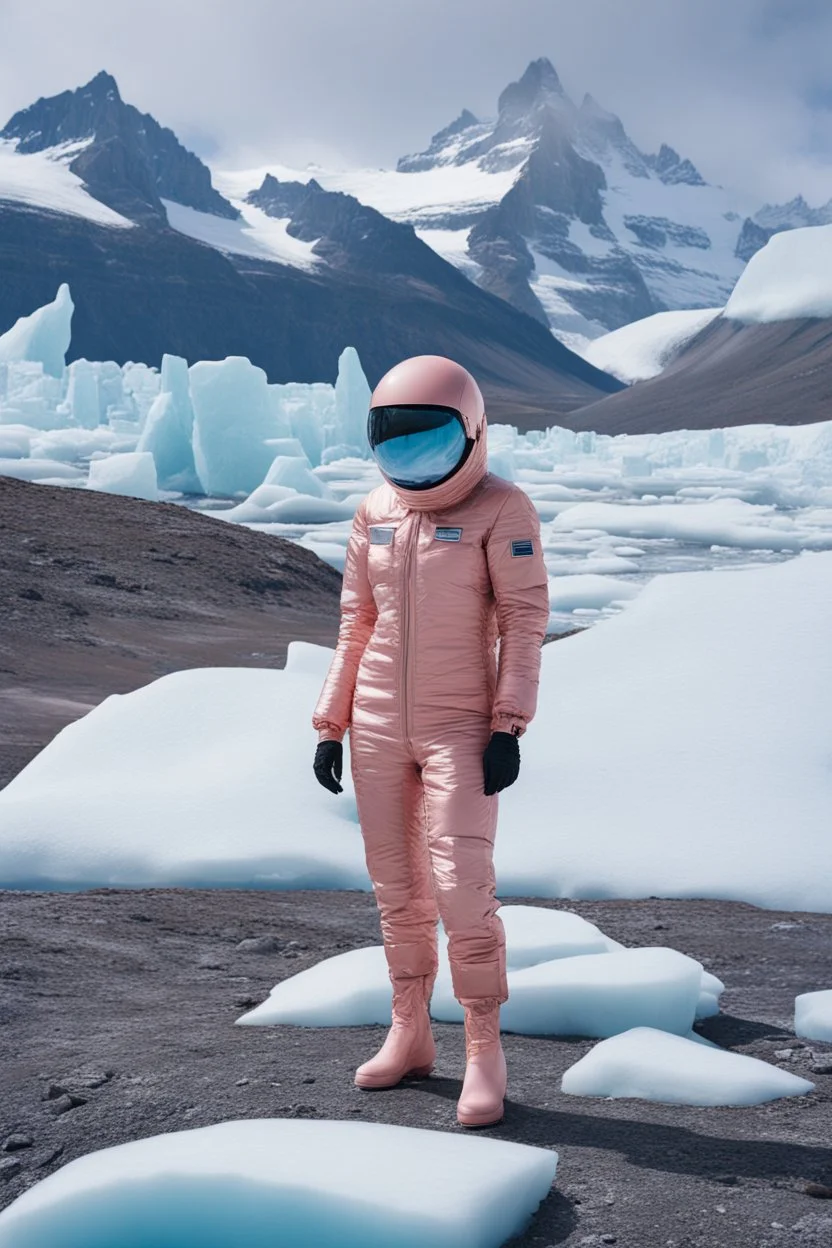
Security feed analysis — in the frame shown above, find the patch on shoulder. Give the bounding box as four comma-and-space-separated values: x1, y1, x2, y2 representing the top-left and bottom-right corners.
434, 526, 463, 542
511, 538, 534, 557
369, 526, 396, 545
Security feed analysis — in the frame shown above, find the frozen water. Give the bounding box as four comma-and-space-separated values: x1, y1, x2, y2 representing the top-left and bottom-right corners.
334, 346, 372, 456
0, 283, 73, 378
697, 970, 726, 1020
474, 948, 703, 1038
582, 307, 722, 383
0, 646, 367, 891
239, 945, 393, 1027
87, 452, 158, 502
189, 356, 281, 496
561, 1027, 815, 1105
1, 555, 831, 910
497, 552, 832, 911
136, 354, 201, 492
2, 286, 831, 621
263, 455, 332, 498
795, 989, 832, 1043
547, 573, 640, 616
62, 359, 99, 428
725, 224, 832, 323
238, 903, 619, 1026
0, 1118, 557, 1248
238, 907, 722, 1034
0, 457, 83, 483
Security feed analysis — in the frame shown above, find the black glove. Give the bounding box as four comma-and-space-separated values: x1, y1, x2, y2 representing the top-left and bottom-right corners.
483, 731, 521, 796
313, 740, 343, 794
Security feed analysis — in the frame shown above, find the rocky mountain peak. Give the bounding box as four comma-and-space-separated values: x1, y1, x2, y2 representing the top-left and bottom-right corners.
497, 58, 566, 119
1, 72, 237, 226
647, 143, 706, 187
396, 108, 484, 172
81, 70, 121, 102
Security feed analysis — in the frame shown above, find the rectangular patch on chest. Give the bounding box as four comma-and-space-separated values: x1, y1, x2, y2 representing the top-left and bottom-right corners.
511, 538, 534, 557
369, 526, 396, 545
434, 526, 462, 542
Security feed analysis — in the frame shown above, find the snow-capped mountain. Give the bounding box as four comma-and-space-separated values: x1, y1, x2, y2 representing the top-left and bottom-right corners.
0, 72, 621, 426
396, 59, 754, 347
1, 71, 237, 226
235, 59, 756, 350
570, 224, 832, 434
735, 194, 832, 262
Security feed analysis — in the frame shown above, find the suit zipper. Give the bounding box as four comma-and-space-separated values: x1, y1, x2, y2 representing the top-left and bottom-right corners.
400, 512, 420, 749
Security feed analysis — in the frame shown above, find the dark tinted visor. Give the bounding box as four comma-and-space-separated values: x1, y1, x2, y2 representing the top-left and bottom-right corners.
368, 405, 470, 489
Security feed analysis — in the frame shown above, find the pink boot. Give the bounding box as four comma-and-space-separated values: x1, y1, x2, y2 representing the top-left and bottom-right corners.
354, 974, 436, 1089
456, 998, 507, 1127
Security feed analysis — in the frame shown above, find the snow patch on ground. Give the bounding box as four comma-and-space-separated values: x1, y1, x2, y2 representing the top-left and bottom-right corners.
1, 555, 831, 911
237, 906, 722, 1034
725, 224, 832, 323
561, 1027, 815, 1106
0, 1118, 558, 1248
582, 307, 723, 382
795, 990, 832, 1043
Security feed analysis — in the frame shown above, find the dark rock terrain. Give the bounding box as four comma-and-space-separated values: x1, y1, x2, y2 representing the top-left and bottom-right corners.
0, 890, 830, 1246
0, 476, 341, 790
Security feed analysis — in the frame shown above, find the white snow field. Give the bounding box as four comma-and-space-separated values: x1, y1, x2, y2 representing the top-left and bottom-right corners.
0, 139, 133, 230
238, 913, 723, 1039
725, 223, 832, 322
0, 647, 367, 891
560, 1027, 815, 1106
0, 1119, 558, 1248
1, 553, 831, 912
163, 198, 320, 270
795, 990, 832, 1043
582, 307, 722, 383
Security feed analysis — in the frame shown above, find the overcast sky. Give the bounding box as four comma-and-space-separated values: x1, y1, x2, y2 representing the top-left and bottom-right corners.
1, 0, 831, 205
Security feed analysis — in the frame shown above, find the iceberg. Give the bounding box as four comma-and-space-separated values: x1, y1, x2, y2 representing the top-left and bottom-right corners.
0, 283, 73, 378
334, 345, 372, 456
87, 451, 158, 501
136, 354, 201, 492
189, 356, 281, 496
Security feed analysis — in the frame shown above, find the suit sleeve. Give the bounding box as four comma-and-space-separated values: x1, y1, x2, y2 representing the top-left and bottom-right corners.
311, 499, 378, 743
485, 487, 550, 737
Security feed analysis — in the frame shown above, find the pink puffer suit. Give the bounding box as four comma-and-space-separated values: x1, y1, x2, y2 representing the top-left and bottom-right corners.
312, 355, 550, 1005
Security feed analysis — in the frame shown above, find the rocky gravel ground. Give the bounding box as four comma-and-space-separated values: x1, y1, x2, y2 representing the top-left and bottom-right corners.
0, 889, 830, 1246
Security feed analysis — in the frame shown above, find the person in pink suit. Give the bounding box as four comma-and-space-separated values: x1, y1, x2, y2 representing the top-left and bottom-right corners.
312, 354, 549, 1126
